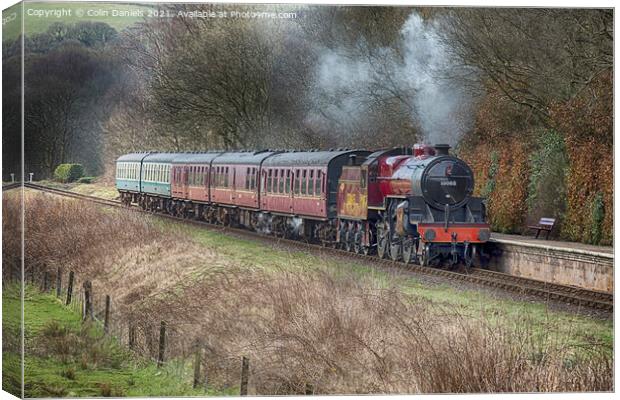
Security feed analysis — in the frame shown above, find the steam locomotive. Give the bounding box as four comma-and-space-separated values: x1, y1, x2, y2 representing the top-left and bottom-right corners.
116, 144, 489, 267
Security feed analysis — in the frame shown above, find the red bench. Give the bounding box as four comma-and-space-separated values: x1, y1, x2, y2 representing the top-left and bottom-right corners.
528, 217, 556, 240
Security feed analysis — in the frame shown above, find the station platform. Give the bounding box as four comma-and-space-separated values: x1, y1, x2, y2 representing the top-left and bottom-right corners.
490, 232, 613, 257
486, 232, 613, 293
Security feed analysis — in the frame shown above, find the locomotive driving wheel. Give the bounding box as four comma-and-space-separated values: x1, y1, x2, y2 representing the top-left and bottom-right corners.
344, 223, 354, 252
377, 221, 390, 259
402, 236, 419, 264
353, 223, 363, 254
420, 243, 431, 267
390, 236, 402, 262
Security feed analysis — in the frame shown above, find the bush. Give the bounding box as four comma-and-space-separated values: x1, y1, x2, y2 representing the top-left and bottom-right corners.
526, 129, 568, 231
589, 193, 604, 245
77, 176, 95, 184
53, 164, 84, 183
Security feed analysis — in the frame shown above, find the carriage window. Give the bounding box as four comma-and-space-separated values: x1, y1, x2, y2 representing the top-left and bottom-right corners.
277, 169, 283, 193
267, 169, 273, 193
250, 168, 256, 190
308, 170, 315, 196
275, 169, 280, 193
285, 170, 291, 193
301, 170, 307, 195
316, 171, 322, 194
224, 167, 229, 187
245, 167, 250, 190
294, 170, 300, 194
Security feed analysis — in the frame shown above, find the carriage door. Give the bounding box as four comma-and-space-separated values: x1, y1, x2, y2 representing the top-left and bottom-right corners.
230, 167, 236, 203
182, 166, 189, 198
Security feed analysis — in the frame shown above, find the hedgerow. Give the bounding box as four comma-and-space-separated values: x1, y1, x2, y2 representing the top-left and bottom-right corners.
53, 163, 85, 183
461, 72, 612, 245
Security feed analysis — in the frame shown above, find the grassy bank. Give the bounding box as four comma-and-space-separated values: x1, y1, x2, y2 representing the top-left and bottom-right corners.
178, 222, 613, 349
3, 192, 613, 394
36, 179, 119, 200
2, 284, 229, 397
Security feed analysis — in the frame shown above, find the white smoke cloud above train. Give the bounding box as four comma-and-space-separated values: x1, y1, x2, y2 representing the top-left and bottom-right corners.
314, 12, 478, 146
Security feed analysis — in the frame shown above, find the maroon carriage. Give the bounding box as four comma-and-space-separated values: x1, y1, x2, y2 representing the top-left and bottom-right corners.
209, 150, 280, 208
171, 152, 222, 203
260, 150, 371, 220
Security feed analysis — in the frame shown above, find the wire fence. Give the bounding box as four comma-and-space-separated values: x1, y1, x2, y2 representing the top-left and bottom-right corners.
14, 267, 263, 396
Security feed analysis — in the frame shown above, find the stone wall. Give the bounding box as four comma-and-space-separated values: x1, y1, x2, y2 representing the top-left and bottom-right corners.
485, 240, 613, 293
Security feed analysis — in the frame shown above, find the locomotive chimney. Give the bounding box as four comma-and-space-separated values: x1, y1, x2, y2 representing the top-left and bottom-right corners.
434, 144, 451, 156
349, 154, 357, 165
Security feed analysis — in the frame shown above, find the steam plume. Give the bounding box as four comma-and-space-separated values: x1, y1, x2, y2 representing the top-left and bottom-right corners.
313, 12, 477, 146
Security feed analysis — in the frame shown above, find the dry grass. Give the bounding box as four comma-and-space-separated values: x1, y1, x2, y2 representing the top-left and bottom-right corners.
4, 192, 613, 394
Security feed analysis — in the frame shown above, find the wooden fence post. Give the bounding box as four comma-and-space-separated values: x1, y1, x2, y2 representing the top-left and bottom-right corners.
104, 295, 111, 334
83, 281, 92, 321
128, 324, 136, 349
56, 268, 62, 297
157, 321, 166, 368
65, 271, 74, 305
193, 344, 202, 389
240, 356, 249, 396
42, 271, 49, 292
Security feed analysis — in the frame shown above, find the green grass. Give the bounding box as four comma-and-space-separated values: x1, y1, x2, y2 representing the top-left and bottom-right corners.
171, 222, 613, 353
37, 179, 119, 200
2, 284, 231, 397
2, 2, 154, 41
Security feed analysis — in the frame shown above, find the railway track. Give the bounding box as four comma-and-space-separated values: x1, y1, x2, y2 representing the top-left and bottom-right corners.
20, 182, 614, 312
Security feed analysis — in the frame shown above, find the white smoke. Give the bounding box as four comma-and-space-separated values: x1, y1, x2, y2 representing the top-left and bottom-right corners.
313, 12, 477, 146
